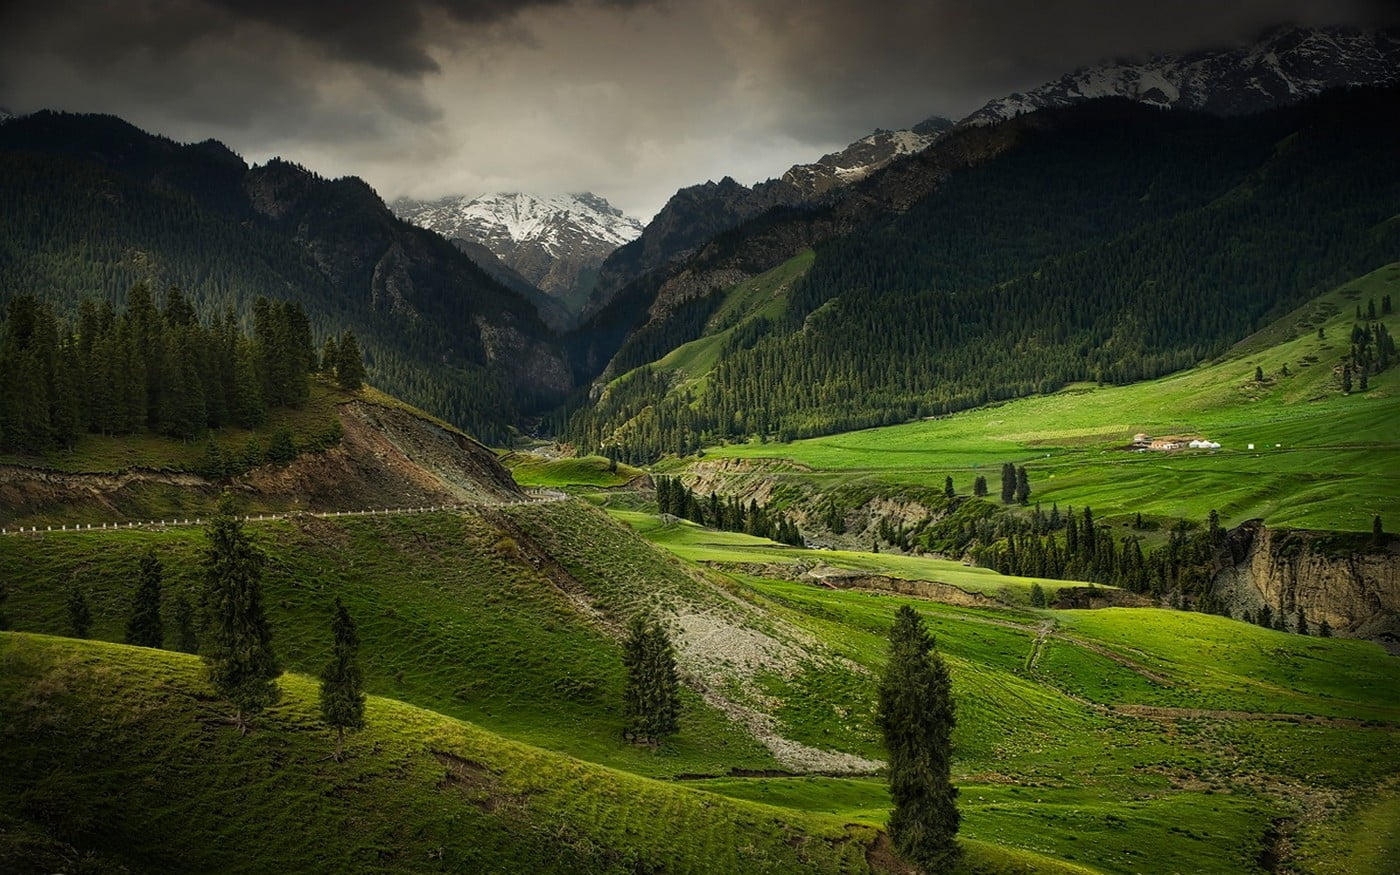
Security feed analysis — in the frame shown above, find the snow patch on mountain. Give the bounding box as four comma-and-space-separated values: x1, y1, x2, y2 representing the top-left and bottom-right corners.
963, 24, 1400, 126
393, 191, 643, 314
782, 116, 954, 198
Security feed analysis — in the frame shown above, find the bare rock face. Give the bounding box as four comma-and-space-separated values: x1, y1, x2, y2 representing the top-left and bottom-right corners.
1212, 520, 1400, 652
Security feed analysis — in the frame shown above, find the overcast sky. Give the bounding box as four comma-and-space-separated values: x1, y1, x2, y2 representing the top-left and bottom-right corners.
0, 0, 1392, 219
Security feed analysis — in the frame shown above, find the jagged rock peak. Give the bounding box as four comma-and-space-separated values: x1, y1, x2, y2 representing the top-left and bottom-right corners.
782, 116, 954, 199
392, 191, 643, 307
962, 23, 1400, 126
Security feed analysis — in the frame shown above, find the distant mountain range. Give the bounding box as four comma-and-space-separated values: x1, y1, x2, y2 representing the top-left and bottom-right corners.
5, 24, 1398, 449
577, 23, 1400, 323
392, 192, 642, 321
963, 24, 1400, 125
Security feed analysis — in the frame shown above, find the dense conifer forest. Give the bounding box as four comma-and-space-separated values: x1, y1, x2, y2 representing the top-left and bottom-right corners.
0, 284, 353, 453
0, 113, 563, 445
564, 91, 1400, 462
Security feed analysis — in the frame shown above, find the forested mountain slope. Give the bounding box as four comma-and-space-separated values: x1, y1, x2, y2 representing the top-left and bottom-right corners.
0, 112, 570, 443
566, 88, 1400, 461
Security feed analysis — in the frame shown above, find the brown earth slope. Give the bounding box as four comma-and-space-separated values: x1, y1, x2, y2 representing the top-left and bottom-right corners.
0, 400, 522, 526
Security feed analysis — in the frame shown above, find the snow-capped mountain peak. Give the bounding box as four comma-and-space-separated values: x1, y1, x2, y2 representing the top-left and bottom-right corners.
782, 116, 954, 198
393, 191, 643, 312
962, 24, 1400, 126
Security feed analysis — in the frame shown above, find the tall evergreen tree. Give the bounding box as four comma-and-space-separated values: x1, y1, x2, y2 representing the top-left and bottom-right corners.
125, 547, 164, 648
202, 492, 279, 731
1015, 466, 1031, 505
173, 592, 199, 654
621, 614, 681, 746
320, 335, 339, 373
973, 476, 987, 498
878, 605, 960, 870
944, 476, 955, 499
67, 584, 92, 639
1000, 463, 1016, 504
319, 598, 366, 760
336, 331, 367, 391
1374, 515, 1385, 546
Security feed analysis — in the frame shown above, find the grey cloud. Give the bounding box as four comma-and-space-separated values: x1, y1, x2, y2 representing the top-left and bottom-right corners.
0, 0, 1392, 220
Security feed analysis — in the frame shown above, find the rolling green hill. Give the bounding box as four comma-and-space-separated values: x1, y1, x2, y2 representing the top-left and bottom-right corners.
5, 492, 1398, 872
0, 633, 898, 874
699, 262, 1400, 534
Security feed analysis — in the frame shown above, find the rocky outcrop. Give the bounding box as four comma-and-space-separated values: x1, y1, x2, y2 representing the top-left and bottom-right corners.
1212, 520, 1400, 652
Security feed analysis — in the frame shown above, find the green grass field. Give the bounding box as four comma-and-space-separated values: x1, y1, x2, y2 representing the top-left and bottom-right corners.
0, 633, 895, 874
499, 452, 644, 489
703, 263, 1400, 533
610, 508, 1095, 604
4, 496, 1399, 872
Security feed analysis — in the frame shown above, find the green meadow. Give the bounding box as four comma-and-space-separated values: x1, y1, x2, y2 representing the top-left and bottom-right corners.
4, 494, 1399, 872
704, 263, 1400, 532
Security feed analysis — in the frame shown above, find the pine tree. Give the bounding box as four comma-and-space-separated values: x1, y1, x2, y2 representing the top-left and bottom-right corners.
336, 331, 366, 391
1254, 366, 1264, 382
621, 614, 680, 746
1015, 466, 1031, 505
1375, 515, 1385, 546
944, 476, 955, 499
878, 605, 960, 870
202, 492, 279, 731
319, 598, 366, 760
1000, 463, 1016, 504
1296, 612, 1309, 636
173, 592, 199, 654
973, 476, 987, 498
125, 547, 164, 648
1029, 582, 1047, 608
67, 585, 92, 638
320, 336, 339, 373
1319, 618, 1332, 638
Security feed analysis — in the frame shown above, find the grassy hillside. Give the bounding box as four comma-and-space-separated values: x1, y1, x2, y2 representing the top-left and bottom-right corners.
0, 633, 894, 874
4, 496, 1399, 872
0, 507, 775, 778
703, 263, 1400, 533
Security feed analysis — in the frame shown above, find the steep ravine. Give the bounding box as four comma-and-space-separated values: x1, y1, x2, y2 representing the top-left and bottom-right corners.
1212, 521, 1400, 652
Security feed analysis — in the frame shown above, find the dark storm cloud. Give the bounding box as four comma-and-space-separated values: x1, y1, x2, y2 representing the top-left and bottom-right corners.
0, 0, 1391, 219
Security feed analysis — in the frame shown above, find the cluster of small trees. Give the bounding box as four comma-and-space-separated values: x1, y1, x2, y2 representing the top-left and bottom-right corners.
62, 494, 365, 753
0, 286, 364, 452
1342, 311, 1395, 393
999, 463, 1031, 504
654, 476, 803, 547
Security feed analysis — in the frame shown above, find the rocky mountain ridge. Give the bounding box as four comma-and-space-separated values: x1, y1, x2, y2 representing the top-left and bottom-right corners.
963, 24, 1400, 126
392, 191, 642, 317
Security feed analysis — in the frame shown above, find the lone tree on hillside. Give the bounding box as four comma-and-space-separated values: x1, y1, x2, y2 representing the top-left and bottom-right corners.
67, 585, 92, 638
319, 598, 366, 760
336, 330, 366, 391
622, 614, 680, 746
1375, 515, 1385, 546
878, 605, 960, 870
944, 476, 955, 499
1000, 463, 1016, 504
125, 547, 164, 648
973, 476, 988, 498
173, 592, 199, 654
202, 492, 279, 731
